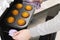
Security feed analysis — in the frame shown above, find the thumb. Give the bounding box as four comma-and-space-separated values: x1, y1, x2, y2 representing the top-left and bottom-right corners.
13, 31, 19, 36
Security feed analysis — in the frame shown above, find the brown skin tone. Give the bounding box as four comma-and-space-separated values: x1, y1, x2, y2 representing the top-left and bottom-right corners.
12, 0, 43, 40
33, 0, 43, 3
12, 29, 31, 40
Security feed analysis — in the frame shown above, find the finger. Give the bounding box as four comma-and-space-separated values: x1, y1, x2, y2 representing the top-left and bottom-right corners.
12, 36, 17, 39
13, 36, 22, 40
12, 32, 19, 39
12, 34, 21, 39
40, 0, 43, 3
13, 32, 20, 36
33, 0, 40, 2
33, 0, 43, 3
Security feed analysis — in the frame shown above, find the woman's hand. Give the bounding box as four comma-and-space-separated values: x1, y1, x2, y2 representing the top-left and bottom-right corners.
12, 29, 31, 40
33, 0, 43, 3
23, 0, 43, 9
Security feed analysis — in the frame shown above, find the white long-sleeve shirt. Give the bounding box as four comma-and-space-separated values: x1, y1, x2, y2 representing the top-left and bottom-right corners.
29, 11, 60, 37
0, 0, 14, 16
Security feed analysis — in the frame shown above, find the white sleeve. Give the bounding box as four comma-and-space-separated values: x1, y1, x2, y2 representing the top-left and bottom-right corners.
0, 0, 14, 16
29, 11, 60, 37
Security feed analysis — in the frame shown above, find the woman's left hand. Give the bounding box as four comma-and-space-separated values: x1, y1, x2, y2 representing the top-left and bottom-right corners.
12, 29, 31, 40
